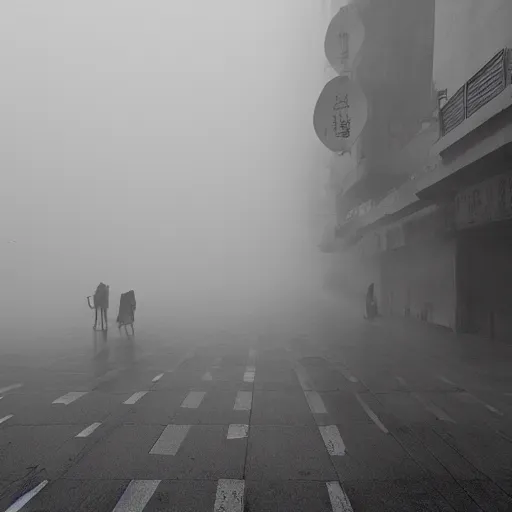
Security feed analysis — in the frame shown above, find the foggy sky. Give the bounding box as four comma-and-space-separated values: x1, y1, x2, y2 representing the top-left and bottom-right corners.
0, 1, 329, 336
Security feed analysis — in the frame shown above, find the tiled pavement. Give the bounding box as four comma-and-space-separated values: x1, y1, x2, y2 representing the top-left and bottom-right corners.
1, 304, 512, 511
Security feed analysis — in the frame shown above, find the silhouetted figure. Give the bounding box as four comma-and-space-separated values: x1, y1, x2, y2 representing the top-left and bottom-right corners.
365, 283, 378, 320
117, 290, 136, 336
87, 282, 110, 331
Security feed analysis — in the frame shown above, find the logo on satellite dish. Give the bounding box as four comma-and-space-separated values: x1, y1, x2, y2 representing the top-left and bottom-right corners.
313, 76, 368, 153
324, 4, 365, 75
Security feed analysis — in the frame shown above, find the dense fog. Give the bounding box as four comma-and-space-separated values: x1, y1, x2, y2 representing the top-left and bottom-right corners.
0, 1, 333, 346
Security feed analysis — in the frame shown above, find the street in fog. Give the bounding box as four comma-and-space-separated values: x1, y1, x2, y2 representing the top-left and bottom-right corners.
2, 0, 512, 510
2, 292, 512, 511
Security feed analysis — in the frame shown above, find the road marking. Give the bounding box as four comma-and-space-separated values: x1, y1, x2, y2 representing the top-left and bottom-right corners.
327, 481, 354, 512
124, 391, 148, 405
214, 479, 245, 512
454, 392, 504, 416
112, 480, 160, 512
396, 376, 407, 387
336, 366, 358, 383
295, 366, 313, 391
304, 391, 328, 414
248, 349, 256, 359
150, 424, 190, 455
152, 373, 164, 382
0, 414, 13, 425
411, 392, 456, 423
438, 375, 457, 386
234, 391, 252, 411
181, 391, 206, 408
227, 424, 249, 439
243, 366, 255, 383
355, 393, 389, 434
76, 422, 101, 438
202, 372, 213, 381
4, 480, 49, 512
319, 425, 346, 456
0, 383, 23, 394
52, 391, 88, 405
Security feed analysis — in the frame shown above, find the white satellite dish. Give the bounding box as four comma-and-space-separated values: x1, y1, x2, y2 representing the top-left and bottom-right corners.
313, 75, 368, 153
324, 4, 365, 75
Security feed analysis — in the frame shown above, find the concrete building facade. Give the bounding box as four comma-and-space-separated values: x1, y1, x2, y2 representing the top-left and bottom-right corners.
326, 0, 512, 340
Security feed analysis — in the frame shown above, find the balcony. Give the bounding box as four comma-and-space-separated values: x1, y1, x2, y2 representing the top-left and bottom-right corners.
439, 48, 512, 138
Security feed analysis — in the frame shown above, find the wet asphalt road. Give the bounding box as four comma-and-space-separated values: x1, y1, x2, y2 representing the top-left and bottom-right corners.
1, 299, 512, 511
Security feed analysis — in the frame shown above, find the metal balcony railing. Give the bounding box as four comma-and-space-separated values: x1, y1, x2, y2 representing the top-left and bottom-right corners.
439, 48, 511, 137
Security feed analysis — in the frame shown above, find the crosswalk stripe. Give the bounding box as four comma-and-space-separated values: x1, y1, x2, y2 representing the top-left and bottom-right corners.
124, 392, 148, 405
214, 479, 245, 512
304, 391, 328, 414
0, 383, 23, 394
52, 391, 88, 405
319, 425, 346, 456
0, 414, 13, 425
150, 425, 190, 455
234, 391, 252, 411
112, 480, 160, 512
4, 480, 48, 512
76, 422, 102, 438
181, 391, 206, 408
152, 373, 164, 383
327, 481, 353, 512
227, 424, 249, 439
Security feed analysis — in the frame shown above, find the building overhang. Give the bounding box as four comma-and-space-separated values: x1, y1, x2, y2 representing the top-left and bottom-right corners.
418, 140, 512, 201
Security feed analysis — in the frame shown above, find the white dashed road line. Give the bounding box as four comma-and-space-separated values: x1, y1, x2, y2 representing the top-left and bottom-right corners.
181, 391, 206, 409
214, 479, 245, 512
52, 392, 88, 405
355, 393, 389, 434
0, 415, 13, 425
124, 391, 148, 405
112, 480, 160, 512
411, 392, 456, 423
243, 366, 255, 383
395, 376, 407, 387
337, 367, 358, 384
0, 383, 23, 394
76, 422, 102, 438
295, 366, 313, 391
227, 424, 249, 439
319, 425, 346, 456
150, 424, 190, 455
304, 391, 328, 414
327, 481, 354, 512
454, 391, 503, 416
4, 480, 48, 512
152, 373, 164, 383
438, 375, 457, 386
234, 391, 252, 411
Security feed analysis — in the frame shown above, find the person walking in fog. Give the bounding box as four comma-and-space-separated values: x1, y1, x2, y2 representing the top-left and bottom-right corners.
365, 282, 378, 320
87, 282, 109, 331
117, 290, 136, 336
